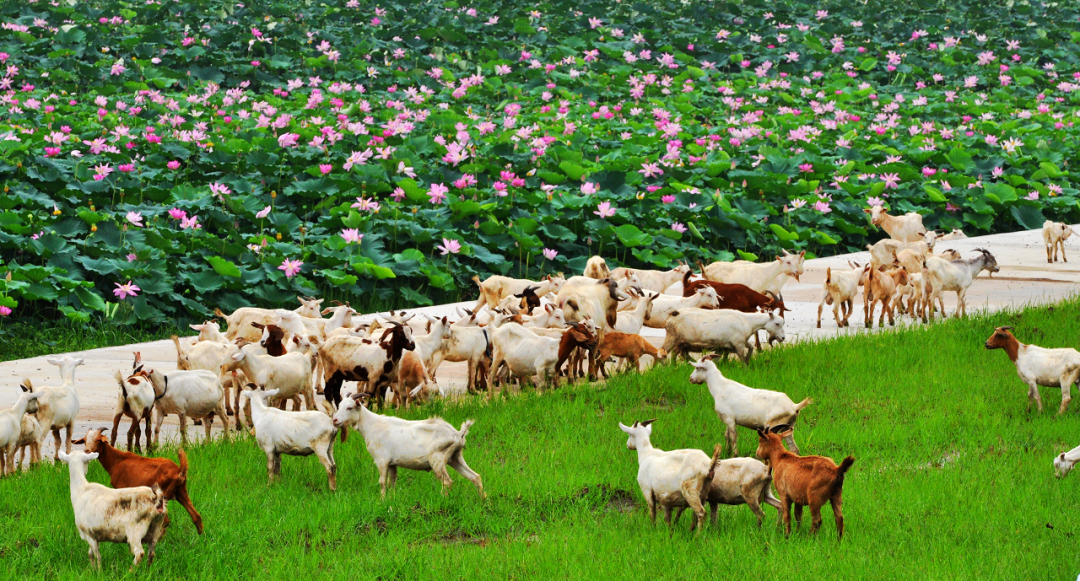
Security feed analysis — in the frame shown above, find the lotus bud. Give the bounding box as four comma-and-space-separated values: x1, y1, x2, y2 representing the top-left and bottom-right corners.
275, 232, 282, 241
91, 224, 97, 232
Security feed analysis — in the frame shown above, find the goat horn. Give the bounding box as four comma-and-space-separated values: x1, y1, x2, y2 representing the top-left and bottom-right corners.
639, 418, 658, 427
1000, 326, 1014, 331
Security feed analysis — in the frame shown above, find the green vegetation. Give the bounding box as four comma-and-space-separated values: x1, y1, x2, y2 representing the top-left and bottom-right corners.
1, 299, 1078, 579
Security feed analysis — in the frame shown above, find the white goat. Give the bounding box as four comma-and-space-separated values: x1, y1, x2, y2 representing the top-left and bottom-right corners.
473, 274, 565, 311
332, 393, 484, 498
703, 251, 803, 294
557, 278, 628, 335
145, 369, 230, 446
111, 369, 156, 452
189, 320, 228, 343
663, 308, 785, 364
59, 450, 168, 569
938, 228, 967, 241
29, 355, 84, 460
487, 314, 562, 394
1043, 220, 1074, 263
583, 255, 610, 279
242, 388, 339, 490
619, 420, 721, 531
688, 357, 811, 456
985, 326, 1080, 415
610, 263, 691, 294
0, 390, 42, 475
615, 290, 659, 334
221, 343, 316, 412
867, 239, 928, 270
865, 206, 926, 242
1054, 444, 1080, 478
816, 263, 862, 328
924, 248, 1000, 320
13, 382, 44, 470
644, 286, 721, 329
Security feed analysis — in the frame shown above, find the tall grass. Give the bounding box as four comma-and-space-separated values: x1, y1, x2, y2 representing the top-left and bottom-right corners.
1, 300, 1078, 579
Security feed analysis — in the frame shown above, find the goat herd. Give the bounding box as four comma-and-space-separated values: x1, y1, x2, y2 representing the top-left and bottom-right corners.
2, 208, 1079, 569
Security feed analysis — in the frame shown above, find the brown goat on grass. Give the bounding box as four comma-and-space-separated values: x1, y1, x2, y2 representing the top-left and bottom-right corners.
74, 428, 204, 535
755, 429, 854, 540
555, 320, 598, 382
595, 332, 667, 377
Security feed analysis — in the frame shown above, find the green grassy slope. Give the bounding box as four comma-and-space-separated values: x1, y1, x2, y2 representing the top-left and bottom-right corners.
1, 301, 1078, 580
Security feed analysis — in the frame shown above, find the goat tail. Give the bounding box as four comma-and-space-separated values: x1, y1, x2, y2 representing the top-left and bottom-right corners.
471, 274, 482, 288
458, 418, 475, 439
837, 455, 855, 477
170, 334, 184, 355
826, 267, 832, 283
177, 447, 189, 480
214, 308, 227, 320
705, 443, 724, 483
794, 397, 814, 411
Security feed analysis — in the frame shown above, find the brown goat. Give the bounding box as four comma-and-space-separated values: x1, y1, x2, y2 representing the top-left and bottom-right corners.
74, 428, 204, 535
755, 429, 854, 540
555, 320, 599, 382
595, 332, 667, 377
682, 270, 788, 317
861, 265, 907, 328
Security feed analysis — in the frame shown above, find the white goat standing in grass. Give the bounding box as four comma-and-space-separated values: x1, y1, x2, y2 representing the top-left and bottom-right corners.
59, 450, 168, 570
619, 419, 721, 532
688, 357, 811, 456
332, 393, 484, 499
242, 388, 339, 490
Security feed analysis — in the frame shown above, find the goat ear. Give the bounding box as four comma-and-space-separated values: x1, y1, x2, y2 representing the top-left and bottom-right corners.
618, 422, 633, 433
71, 438, 86, 445
251, 322, 265, 329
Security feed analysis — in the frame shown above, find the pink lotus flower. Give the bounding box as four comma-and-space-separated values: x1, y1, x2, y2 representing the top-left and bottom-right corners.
126, 212, 144, 227
209, 183, 231, 198
278, 133, 300, 148
168, 208, 187, 220
118, 163, 134, 173
341, 228, 363, 244
428, 183, 449, 204
319, 164, 333, 174
814, 201, 832, 214
922, 167, 937, 178
167, 160, 180, 170
671, 222, 688, 233
492, 182, 508, 196
881, 173, 900, 189
867, 197, 884, 207
594, 201, 616, 218
113, 281, 141, 299
256, 206, 272, 219
278, 258, 304, 278
180, 215, 201, 229
437, 238, 461, 255
581, 182, 598, 195
45, 147, 60, 157
543, 248, 558, 260
662, 195, 676, 204
639, 162, 663, 178
1027, 191, 1039, 200
799, 163, 814, 173
0, 306, 10, 316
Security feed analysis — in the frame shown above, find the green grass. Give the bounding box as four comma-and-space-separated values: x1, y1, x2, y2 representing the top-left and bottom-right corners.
0, 320, 182, 363
2, 300, 1080, 580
